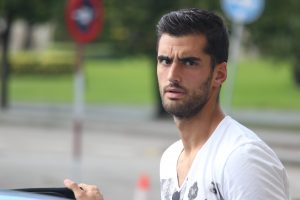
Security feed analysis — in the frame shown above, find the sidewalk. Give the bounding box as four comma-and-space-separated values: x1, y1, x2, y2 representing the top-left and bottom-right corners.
1, 102, 300, 166
231, 109, 300, 131
1, 102, 300, 128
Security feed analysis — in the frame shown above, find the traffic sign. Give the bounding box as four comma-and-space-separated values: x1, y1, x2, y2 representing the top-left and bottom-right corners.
65, 0, 104, 43
221, 0, 265, 24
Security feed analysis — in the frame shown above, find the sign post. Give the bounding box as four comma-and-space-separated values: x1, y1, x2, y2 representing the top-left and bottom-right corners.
221, 0, 264, 113
65, 0, 104, 181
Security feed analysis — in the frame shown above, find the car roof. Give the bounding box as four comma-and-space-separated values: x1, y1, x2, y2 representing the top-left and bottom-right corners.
0, 190, 69, 200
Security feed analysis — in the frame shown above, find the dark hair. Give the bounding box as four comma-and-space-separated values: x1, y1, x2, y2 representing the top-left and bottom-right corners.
156, 8, 229, 67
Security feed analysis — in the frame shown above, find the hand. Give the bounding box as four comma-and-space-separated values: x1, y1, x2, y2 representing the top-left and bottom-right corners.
64, 179, 104, 200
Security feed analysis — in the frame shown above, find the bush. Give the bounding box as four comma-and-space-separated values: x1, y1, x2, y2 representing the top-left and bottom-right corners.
10, 51, 75, 75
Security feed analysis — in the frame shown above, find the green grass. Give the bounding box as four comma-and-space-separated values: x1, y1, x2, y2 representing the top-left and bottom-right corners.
84, 57, 154, 104
9, 57, 300, 110
10, 57, 155, 105
222, 58, 300, 110
11, 75, 73, 103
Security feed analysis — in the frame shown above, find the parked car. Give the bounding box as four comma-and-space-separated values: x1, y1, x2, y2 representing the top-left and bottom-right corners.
0, 188, 75, 200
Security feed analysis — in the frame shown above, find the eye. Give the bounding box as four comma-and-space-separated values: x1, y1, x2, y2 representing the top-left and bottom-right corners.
181, 58, 198, 67
158, 56, 172, 65
184, 60, 196, 66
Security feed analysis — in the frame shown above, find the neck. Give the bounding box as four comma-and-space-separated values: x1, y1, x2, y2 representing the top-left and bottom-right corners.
174, 102, 225, 154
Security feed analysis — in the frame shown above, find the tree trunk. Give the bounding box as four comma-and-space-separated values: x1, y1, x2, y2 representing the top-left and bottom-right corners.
23, 22, 34, 50
293, 59, 300, 86
1, 13, 13, 109
149, 52, 170, 119
153, 60, 169, 118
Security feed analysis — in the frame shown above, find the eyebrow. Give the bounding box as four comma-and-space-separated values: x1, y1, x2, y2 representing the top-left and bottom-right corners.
157, 55, 172, 60
157, 55, 201, 61
178, 56, 201, 63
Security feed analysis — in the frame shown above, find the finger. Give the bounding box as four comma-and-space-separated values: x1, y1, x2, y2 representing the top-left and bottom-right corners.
78, 183, 98, 193
78, 183, 88, 190
64, 179, 84, 194
78, 183, 102, 198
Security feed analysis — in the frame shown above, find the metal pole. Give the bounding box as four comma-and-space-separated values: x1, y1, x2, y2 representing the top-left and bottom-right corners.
72, 43, 85, 181
223, 22, 244, 113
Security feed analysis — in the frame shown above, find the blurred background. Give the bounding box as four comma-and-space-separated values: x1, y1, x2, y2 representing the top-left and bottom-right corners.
0, 0, 300, 199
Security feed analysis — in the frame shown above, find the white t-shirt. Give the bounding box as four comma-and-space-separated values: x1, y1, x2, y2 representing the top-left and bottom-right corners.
160, 116, 290, 200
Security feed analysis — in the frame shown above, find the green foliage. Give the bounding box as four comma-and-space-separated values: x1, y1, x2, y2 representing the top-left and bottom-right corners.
248, 0, 300, 58
247, 0, 300, 85
0, 0, 63, 23
54, 0, 222, 57
10, 51, 74, 75
6, 0, 222, 58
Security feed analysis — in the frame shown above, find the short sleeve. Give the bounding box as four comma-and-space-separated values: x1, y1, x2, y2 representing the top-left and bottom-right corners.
221, 143, 290, 200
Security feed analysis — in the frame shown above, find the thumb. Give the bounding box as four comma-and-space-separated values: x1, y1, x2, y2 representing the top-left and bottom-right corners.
64, 179, 83, 194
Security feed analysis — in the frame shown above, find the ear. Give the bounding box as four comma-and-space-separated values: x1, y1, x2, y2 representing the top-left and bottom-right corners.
212, 62, 227, 87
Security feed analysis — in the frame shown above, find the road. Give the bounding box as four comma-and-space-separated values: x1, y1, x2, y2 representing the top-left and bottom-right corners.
0, 120, 174, 200
0, 119, 300, 200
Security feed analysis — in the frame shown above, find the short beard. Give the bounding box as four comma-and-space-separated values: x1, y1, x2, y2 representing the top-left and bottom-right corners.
162, 74, 212, 119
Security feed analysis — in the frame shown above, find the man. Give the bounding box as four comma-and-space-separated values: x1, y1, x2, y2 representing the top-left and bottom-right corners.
65, 8, 290, 200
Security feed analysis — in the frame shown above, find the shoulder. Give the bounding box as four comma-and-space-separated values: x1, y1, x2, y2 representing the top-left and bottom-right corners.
224, 142, 286, 174
219, 117, 286, 180
214, 116, 268, 157
219, 117, 283, 168
213, 117, 289, 199
220, 143, 289, 199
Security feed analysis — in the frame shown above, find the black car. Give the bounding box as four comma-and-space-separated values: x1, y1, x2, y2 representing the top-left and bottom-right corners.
0, 188, 75, 200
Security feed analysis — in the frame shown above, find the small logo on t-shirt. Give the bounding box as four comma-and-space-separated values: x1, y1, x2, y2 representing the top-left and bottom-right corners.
188, 182, 198, 199
209, 181, 224, 200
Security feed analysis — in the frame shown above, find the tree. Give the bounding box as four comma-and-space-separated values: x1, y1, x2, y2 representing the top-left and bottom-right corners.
248, 0, 300, 85
0, 0, 63, 108
0, 0, 222, 114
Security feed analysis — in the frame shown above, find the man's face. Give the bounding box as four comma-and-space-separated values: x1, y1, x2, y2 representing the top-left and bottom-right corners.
156, 34, 214, 119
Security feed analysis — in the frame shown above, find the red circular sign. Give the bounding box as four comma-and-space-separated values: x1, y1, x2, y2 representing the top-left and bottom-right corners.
65, 0, 104, 43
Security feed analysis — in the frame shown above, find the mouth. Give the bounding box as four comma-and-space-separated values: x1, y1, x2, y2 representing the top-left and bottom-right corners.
164, 87, 186, 100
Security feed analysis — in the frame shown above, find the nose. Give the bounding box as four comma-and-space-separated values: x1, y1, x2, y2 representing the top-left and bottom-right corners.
167, 62, 181, 83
